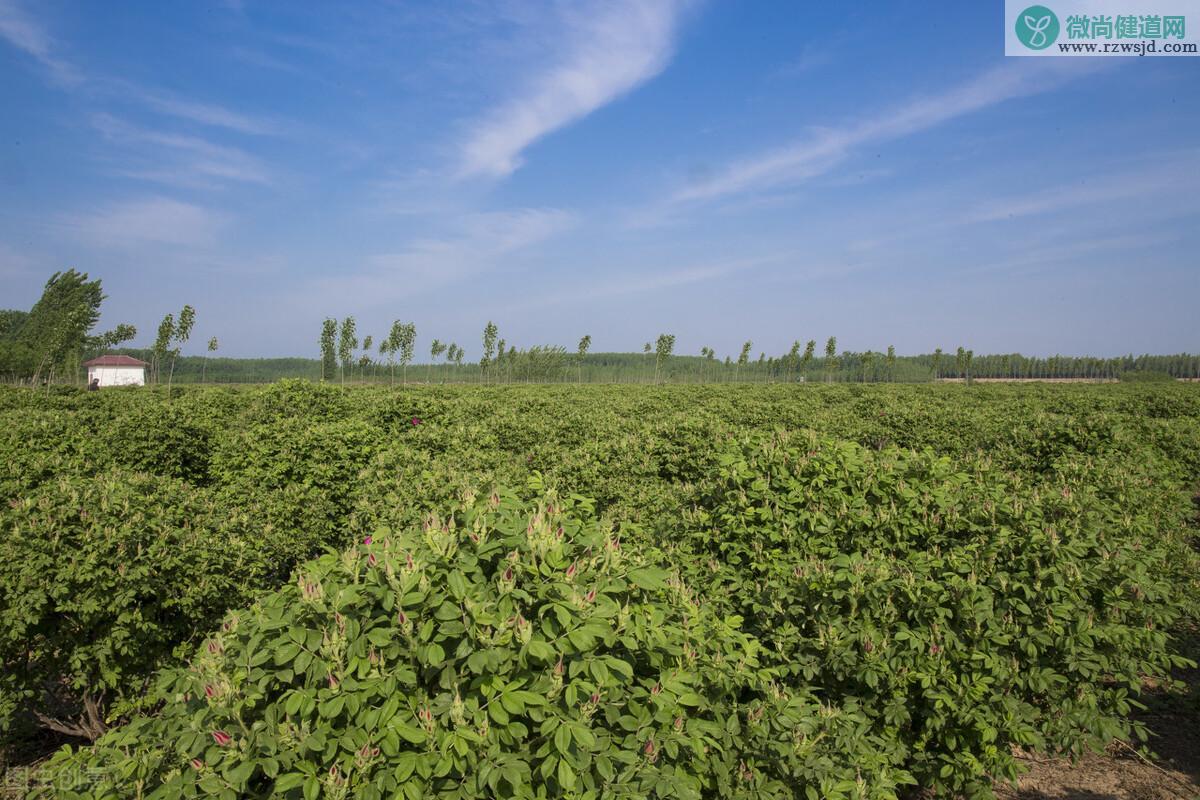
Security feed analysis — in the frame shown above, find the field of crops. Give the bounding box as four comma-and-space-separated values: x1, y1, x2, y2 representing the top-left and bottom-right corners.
1, 381, 1198, 799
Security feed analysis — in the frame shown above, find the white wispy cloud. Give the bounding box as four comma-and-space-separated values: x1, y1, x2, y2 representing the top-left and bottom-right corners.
91, 113, 272, 187
62, 197, 230, 248
291, 208, 575, 315
458, 0, 689, 178
965, 152, 1200, 222
0, 0, 79, 83
674, 60, 1109, 203
131, 90, 279, 136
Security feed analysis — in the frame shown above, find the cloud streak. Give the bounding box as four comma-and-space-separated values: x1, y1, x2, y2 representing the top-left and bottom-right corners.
91, 113, 273, 187
458, 0, 689, 178
0, 0, 79, 83
674, 60, 1109, 203
61, 197, 230, 248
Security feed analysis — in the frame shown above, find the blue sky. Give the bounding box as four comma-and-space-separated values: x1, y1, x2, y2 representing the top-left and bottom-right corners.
1, 1, 1196, 359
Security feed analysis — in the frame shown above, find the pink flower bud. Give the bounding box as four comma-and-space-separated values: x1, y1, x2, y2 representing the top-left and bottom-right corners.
585, 589, 596, 603
204, 684, 215, 699
368, 553, 377, 566
503, 566, 513, 582
644, 739, 656, 755
212, 730, 231, 746
363, 535, 372, 545
191, 758, 204, 770
565, 561, 577, 579
674, 716, 684, 731
554, 657, 564, 676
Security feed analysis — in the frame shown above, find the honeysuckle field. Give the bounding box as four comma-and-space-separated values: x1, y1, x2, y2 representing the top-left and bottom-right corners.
1, 381, 1197, 799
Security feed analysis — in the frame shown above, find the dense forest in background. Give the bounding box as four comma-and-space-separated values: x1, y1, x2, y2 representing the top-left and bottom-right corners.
89, 348, 1200, 384
2, 269, 1197, 385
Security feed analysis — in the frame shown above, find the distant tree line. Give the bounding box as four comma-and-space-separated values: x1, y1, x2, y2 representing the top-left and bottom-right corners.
5, 269, 1197, 386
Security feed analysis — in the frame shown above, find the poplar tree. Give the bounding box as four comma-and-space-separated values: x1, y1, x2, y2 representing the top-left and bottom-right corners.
932, 348, 943, 381
396, 323, 416, 384
481, 322, 498, 383
576, 335, 591, 383
886, 345, 896, 382
736, 341, 752, 383
824, 337, 838, 383
786, 341, 801, 383
338, 316, 357, 385
429, 339, 446, 383
166, 305, 195, 394
801, 340, 815, 382
361, 336, 374, 382
643, 342, 652, 383
320, 319, 337, 381
152, 314, 174, 384
202, 337, 218, 383
653, 334, 675, 385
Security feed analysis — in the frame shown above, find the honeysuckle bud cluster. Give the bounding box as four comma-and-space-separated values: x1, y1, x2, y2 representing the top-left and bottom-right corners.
298, 573, 324, 602
417, 705, 436, 736
450, 688, 467, 727
422, 513, 458, 559
579, 690, 601, 719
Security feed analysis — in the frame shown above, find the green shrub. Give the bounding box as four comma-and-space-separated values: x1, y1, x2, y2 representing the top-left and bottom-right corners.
0, 471, 256, 741
39, 490, 911, 799
679, 432, 1198, 798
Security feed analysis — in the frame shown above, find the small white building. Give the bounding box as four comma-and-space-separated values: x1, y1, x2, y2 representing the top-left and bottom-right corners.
83, 355, 148, 387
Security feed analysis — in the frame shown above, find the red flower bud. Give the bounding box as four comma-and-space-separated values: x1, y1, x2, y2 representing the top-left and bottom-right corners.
565, 561, 577, 579
211, 730, 231, 746
191, 758, 204, 770
503, 566, 513, 582
554, 657, 564, 676
585, 588, 596, 603
644, 739, 656, 755
368, 553, 377, 566
363, 535, 372, 545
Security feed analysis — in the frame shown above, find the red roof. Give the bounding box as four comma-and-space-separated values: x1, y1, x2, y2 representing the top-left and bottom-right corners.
83, 355, 148, 367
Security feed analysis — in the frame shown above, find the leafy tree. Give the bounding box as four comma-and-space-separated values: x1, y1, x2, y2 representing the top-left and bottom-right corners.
168, 305, 195, 392
642, 342, 652, 383
955, 347, 966, 381
496, 339, 507, 384
14, 270, 125, 384
338, 316, 357, 385
886, 345, 896, 383
786, 341, 801, 383
481, 321, 498, 383
824, 336, 838, 383
736, 341, 752, 383
801, 340, 815, 382
379, 332, 397, 385
653, 333, 675, 385
319, 319, 337, 382
429, 339, 446, 384
394, 323, 416, 384
361, 336, 374, 382
152, 314, 174, 385
576, 335, 591, 383
202, 337, 218, 383
932, 347, 943, 381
